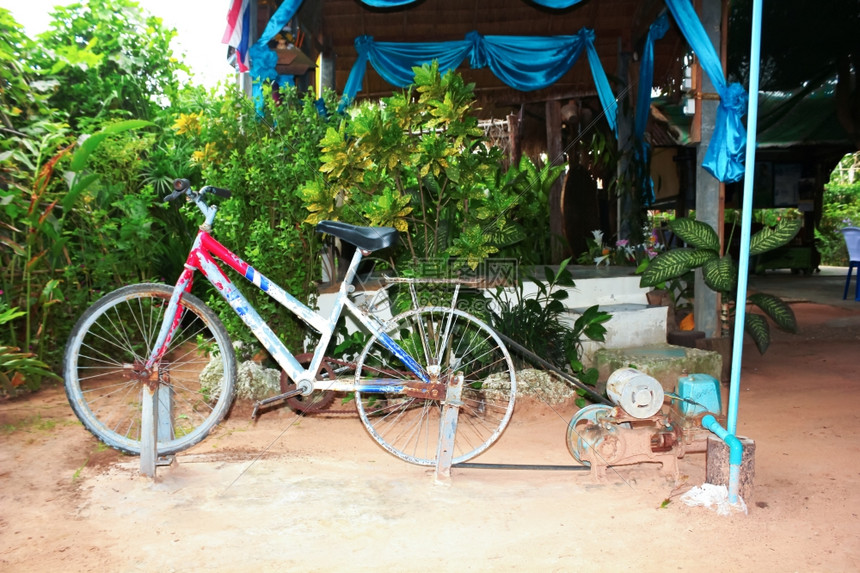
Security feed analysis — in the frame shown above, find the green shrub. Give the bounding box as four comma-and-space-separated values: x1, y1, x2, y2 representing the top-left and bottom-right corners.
487, 259, 611, 406
301, 63, 557, 271
818, 180, 860, 265
175, 84, 340, 355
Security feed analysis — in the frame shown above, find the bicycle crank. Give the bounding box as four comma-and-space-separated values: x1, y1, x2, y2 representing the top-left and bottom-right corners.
251, 387, 307, 419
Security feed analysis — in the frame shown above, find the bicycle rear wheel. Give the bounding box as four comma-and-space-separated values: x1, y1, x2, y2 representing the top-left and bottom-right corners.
64, 283, 236, 455
354, 307, 516, 465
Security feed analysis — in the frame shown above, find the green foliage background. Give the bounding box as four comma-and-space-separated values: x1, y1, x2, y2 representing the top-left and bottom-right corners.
0, 7, 566, 395
1, 0, 344, 382
817, 154, 860, 265
6, 2, 848, 397
175, 85, 340, 355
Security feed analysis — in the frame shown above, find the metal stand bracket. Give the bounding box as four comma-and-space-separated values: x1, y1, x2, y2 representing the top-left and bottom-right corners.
140, 385, 158, 478
140, 384, 174, 479
434, 373, 464, 484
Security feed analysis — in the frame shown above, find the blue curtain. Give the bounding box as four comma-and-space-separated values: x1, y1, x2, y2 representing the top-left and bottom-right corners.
249, 0, 303, 108
341, 29, 617, 134
635, 13, 669, 140
632, 13, 669, 206
665, 0, 748, 183
530, 0, 587, 7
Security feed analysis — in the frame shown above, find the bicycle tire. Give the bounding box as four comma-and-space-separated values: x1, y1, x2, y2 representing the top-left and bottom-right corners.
64, 283, 236, 455
354, 307, 516, 466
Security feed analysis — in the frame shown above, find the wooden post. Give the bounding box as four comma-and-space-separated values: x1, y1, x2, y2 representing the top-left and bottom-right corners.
692, 0, 725, 338
706, 435, 756, 503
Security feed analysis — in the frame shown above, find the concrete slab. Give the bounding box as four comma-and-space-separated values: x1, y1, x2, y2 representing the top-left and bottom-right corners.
594, 343, 722, 392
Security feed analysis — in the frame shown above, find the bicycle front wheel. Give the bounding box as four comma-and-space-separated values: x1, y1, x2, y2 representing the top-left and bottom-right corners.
354, 307, 516, 466
64, 283, 236, 455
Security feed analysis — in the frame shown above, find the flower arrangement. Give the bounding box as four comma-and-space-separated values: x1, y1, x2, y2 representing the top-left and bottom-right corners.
578, 229, 663, 267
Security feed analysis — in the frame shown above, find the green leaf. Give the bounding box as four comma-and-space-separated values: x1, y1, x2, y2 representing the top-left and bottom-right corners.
579, 367, 599, 386
556, 257, 570, 279
62, 173, 100, 209
748, 293, 797, 333
584, 323, 607, 342
0, 235, 26, 256
669, 218, 721, 251
702, 256, 737, 293
39, 279, 64, 304
70, 120, 154, 171
0, 308, 27, 325
744, 313, 771, 354
639, 248, 717, 287
749, 217, 803, 255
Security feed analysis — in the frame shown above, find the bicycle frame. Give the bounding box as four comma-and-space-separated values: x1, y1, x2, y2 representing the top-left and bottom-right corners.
144, 194, 429, 396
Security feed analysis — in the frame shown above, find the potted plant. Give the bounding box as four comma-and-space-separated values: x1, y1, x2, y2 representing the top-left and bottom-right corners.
639, 214, 802, 355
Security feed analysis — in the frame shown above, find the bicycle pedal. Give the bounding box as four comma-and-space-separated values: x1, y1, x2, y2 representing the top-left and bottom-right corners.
251, 388, 305, 419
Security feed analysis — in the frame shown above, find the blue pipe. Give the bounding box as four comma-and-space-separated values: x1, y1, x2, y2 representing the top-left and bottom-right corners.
702, 0, 762, 510
702, 414, 743, 504
727, 0, 764, 440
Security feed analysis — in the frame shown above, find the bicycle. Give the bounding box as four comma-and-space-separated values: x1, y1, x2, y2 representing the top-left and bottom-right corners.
63, 179, 517, 466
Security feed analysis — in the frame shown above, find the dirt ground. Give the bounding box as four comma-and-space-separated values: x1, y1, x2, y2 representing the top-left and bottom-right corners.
2, 299, 859, 572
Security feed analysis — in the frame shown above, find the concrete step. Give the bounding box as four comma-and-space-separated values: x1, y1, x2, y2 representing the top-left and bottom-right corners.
515, 267, 650, 307
566, 304, 669, 366
317, 266, 667, 362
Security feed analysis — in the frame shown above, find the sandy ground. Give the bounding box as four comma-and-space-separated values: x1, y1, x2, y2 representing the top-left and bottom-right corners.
2, 299, 859, 572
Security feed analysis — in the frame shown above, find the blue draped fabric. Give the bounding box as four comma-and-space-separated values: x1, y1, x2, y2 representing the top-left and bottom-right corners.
633, 13, 669, 206
635, 13, 669, 140
245, 0, 742, 184
529, 0, 586, 6
360, 35, 471, 87
358, 0, 586, 6
470, 32, 588, 91
340, 29, 617, 134
665, 0, 748, 182
249, 0, 303, 110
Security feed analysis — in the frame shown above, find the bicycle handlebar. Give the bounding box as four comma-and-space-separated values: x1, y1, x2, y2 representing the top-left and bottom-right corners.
163, 189, 185, 202
204, 186, 232, 199
163, 179, 232, 203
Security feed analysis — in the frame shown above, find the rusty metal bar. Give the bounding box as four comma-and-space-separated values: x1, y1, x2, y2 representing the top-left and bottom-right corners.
453, 463, 591, 471
434, 372, 464, 483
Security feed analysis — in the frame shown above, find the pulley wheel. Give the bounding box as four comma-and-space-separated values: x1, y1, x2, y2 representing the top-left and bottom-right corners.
565, 404, 631, 465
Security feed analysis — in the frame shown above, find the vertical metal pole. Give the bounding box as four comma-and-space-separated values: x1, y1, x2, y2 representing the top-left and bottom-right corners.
435, 373, 464, 484
140, 385, 158, 478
